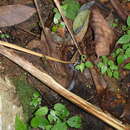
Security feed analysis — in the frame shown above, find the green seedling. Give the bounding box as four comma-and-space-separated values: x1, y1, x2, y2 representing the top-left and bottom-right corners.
15, 103, 82, 130
0, 33, 10, 39
110, 18, 119, 28
30, 103, 82, 130
97, 56, 119, 79
52, 0, 80, 32
30, 91, 42, 107
75, 55, 93, 72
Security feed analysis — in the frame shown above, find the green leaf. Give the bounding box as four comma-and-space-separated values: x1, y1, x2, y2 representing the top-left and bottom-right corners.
73, 3, 90, 33
49, 110, 59, 121
115, 48, 123, 56
113, 71, 119, 79
117, 34, 130, 44
51, 122, 68, 130
125, 47, 130, 57
48, 114, 56, 123
61, 0, 80, 20
85, 61, 93, 68
101, 65, 107, 74
122, 43, 130, 50
54, 103, 70, 119
111, 52, 116, 58
127, 16, 130, 27
97, 62, 104, 68
53, 12, 61, 24
67, 116, 81, 128
31, 116, 49, 128
52, 25, 58, 32
75, 63, 85, 72
127, 30, 130, 35
30, 98, 41, 107
117, 55, 125, 64
15, 115, 27, 130
108, 60, 114, 66
35, 106, 48, 116
110, 64, 118, 70
45, 125, 53, 130
124, 63, 130, 70
102, 56, 108, 65
122, 25, 128, 31
33, 92, 40, 98
107, 68, 112, 78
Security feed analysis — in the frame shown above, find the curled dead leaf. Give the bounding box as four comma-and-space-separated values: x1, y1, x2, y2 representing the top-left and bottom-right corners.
0, 4, 36, 27
91, 8, 115, 57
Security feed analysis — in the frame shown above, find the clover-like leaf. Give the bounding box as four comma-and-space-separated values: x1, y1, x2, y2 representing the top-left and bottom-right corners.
67, 116, 81, 128
127, 16, 130, 27
125, 47, 130, 58
31, 116, 49, 128
75, 63, 85, 72
51, 121, 67, 130
113, 71, 119, 79
61, 0, 80, 20
35, 106, 48, 116
124, 63, 130, 70
101, 65, 107, 74
54, 103, 70, 119
117, 34, 130, 44
85, 61, 93, 68
117, 55, 125, 65
107, 68, 112, 78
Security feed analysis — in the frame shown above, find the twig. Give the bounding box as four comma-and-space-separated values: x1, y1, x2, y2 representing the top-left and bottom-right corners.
110, 0, 128, 21
53, 0, 82, 55
33, 0, 45, 32
0, 40, 74, 64
0, 45, 129, 130
16, 26, 40, 38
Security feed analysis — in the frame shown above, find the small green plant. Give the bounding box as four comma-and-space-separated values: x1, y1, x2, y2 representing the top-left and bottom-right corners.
30, 103, 82, 130
52, 0, 80, 32
15, 103, 81, 130
110, 18, 119, 28
75, 55, 94, 72
75, 16, 130, 79
0, 33, 10, 39
30, 91, 42, 107
97, 56, 119, 79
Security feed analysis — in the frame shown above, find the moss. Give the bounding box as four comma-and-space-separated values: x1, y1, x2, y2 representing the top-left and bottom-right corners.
12, 75, 39, 122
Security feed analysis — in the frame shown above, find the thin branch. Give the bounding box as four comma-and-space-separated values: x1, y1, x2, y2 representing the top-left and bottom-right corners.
0, 40, 74, 64
53, 0, 82, 55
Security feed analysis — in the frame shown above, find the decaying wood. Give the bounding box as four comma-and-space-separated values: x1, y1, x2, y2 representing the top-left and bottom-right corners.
0, 43, 129, 130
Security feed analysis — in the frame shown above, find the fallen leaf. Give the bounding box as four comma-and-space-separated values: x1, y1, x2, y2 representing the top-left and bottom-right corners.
91, 8, 115, 57
73, 2, 93, 42
0, 4, 36, 27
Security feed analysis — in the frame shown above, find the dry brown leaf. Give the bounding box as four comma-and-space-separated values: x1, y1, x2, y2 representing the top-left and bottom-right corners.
0, 4, 36, 27
91, 8, 115, 57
